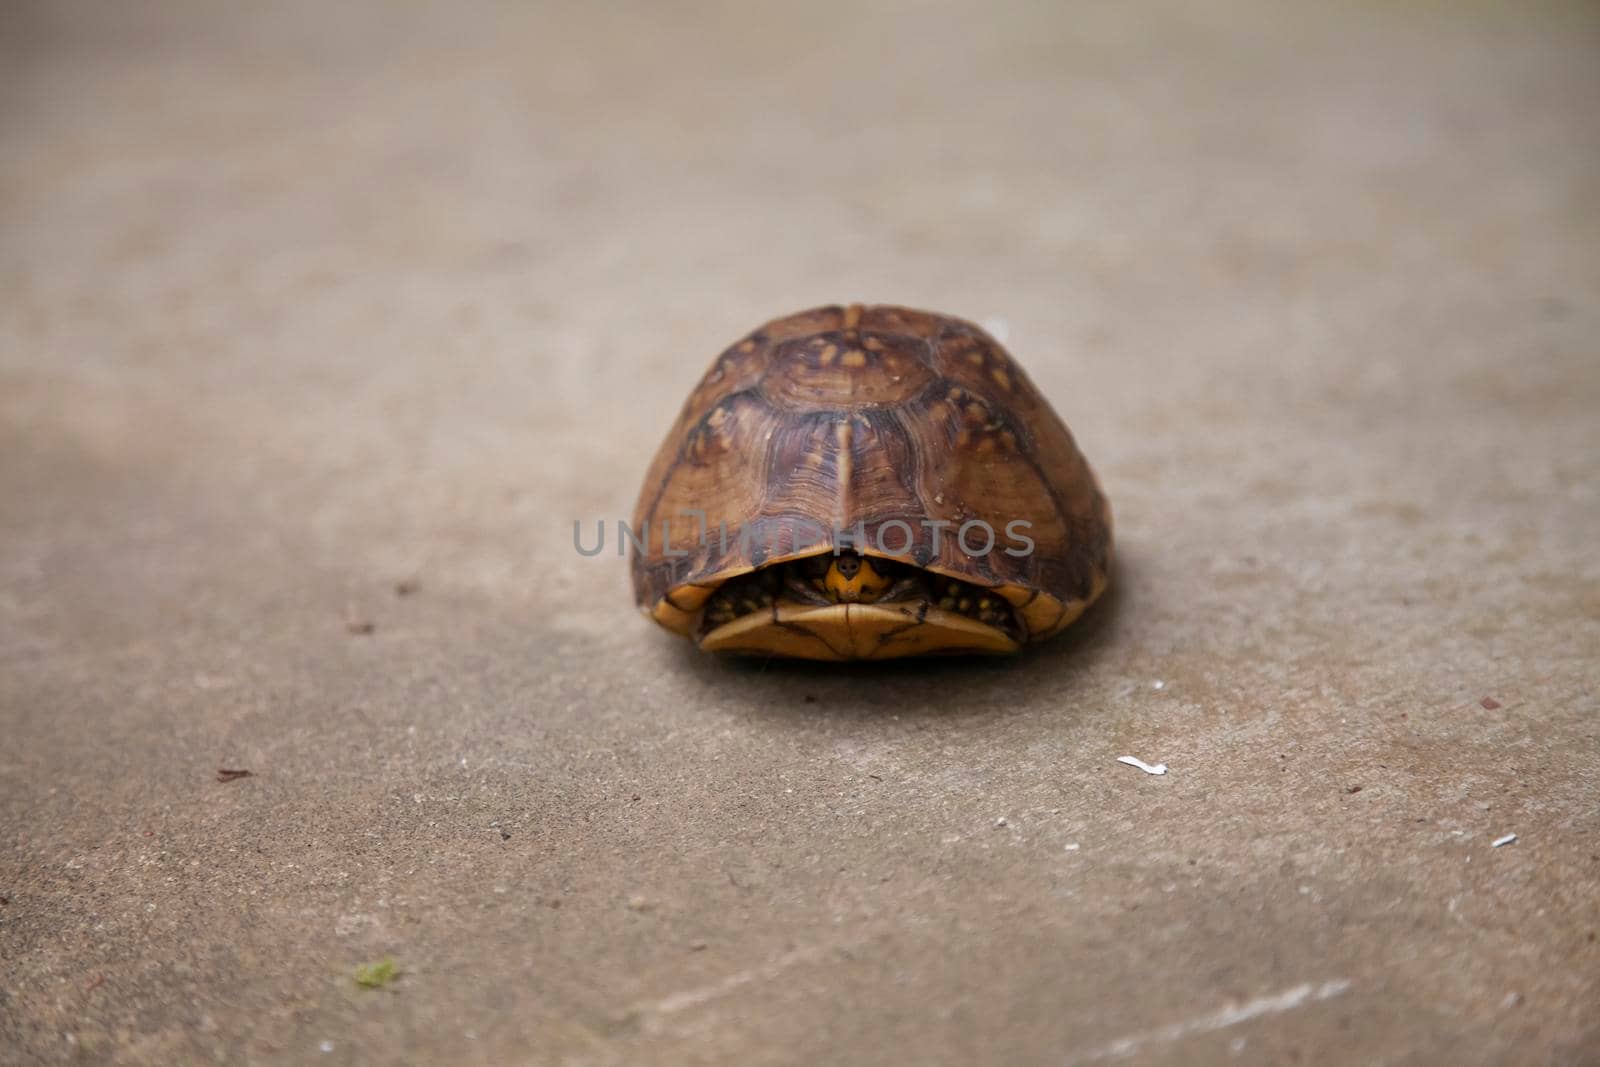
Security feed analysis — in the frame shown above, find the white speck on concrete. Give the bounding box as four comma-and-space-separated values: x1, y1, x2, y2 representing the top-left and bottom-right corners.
995, 816, 1008, 827
1152, 680, 1165, 690
1117, 756, 1168, 776
319, 1040, 334, 1054
1492, 833, 1517, 848
1065, 979, 1352, 1063
1064, 842, 1080, 851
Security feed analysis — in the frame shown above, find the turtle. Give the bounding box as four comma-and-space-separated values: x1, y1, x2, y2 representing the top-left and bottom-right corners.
630, 304, 1112, 660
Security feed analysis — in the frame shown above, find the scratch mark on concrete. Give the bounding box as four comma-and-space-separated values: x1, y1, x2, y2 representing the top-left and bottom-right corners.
636, 945, 828, 1033
1065, 979, 1352, 1063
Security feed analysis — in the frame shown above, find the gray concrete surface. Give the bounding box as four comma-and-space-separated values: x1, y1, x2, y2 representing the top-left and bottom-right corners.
3, 1, 1598, 1063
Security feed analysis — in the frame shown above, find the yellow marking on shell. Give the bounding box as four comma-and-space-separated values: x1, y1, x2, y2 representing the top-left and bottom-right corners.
1003, 568, 1110, 641
857, 605, 1018, 658
650, 598, 697, 636
818, 343, 838, 365
833, 419, 854, 527
966, 351, 984, 366
843, 304, 863, 330
698, 602, 1019, 660
991, 367, 1012, 390
738, 339, 756, 353
700, 603, 846, 659
1036, 569, 1111, 639
840, 349, 867, 367
863, 337, 885, 351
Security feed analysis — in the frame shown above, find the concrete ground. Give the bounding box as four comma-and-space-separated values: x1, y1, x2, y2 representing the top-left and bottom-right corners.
2, 1, 1598, 1063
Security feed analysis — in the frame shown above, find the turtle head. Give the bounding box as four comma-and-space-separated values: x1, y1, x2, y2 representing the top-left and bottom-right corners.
821, 551, 894, 603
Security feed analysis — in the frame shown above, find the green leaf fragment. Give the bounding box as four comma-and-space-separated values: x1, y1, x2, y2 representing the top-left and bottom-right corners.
353, 958, 401, 988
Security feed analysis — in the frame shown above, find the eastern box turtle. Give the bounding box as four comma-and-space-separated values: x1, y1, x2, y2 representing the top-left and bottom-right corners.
631, 304, 1112, 660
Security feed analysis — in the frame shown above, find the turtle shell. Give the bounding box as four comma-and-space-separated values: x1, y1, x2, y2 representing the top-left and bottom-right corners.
631, 304, 1112, 659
